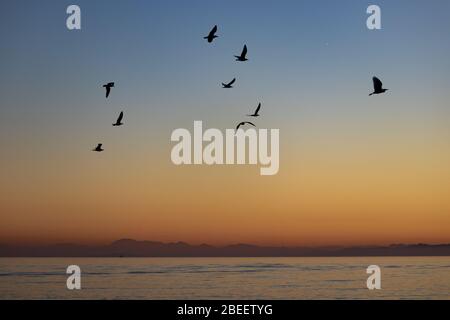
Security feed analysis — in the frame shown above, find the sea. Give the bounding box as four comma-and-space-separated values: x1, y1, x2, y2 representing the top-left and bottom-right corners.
0, 257, 449, 299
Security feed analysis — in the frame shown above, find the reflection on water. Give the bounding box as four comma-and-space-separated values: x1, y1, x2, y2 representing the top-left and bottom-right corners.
0, 257, 449, 299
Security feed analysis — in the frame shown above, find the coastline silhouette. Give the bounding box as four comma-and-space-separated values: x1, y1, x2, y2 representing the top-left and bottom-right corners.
1, 239, 449, 257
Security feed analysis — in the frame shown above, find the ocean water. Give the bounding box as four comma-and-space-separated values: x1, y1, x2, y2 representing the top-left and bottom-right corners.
0, 257, 449, 299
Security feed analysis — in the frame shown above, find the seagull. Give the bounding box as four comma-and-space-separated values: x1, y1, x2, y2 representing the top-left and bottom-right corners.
234, 45, 248, 61
103, 82, 115, 98
204, 25, 218, 43
112, 111, 124, 126
222, 78, 236, 88
92, 143, 104, 152
247, 103, 261, 117
236, 121, 256, 131
369, 77, 388, 96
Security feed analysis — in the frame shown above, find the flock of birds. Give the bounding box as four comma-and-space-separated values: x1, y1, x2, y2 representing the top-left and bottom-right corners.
205, 25, 259, 133
92, 82, 121, 152
92, 25, 388, 152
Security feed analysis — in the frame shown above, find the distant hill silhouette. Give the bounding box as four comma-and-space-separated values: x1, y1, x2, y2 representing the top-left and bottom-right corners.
1, 239, 449, 257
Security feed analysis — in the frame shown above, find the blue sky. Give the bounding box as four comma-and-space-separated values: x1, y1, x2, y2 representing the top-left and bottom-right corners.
1, 0, 450, 181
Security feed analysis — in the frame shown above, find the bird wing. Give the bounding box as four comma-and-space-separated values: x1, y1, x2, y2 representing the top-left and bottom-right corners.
241, 45, 247, 57
255, 103, 261, 114
105, 86, 111, 98
246, 122, 256, 127
236, 123, 243, 130
211, 25, 217, 35
117, 111, 123, 122
228, 78, 236, 85
373, 77, 382, 91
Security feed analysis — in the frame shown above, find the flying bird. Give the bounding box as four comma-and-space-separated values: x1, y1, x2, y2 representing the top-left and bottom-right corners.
112, 111, 124, 126
92, 143, 104, 152
247, 103, 261, 117
222, 78, 236, 88
369, 77, 388, 96
236, 121, 256, 131
234, 45, 248, 61
103, 82, 115, 98
204, 25, 218, 43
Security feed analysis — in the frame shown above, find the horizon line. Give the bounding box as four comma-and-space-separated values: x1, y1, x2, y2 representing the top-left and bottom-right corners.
2, 238, 450, 248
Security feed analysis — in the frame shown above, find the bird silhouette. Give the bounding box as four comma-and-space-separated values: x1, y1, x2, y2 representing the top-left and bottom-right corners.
222, 78, 236, 88
234, 45, 248, 61
204, 25, 218, 43
236, 121, 256, 131
112, 111, 124, 126
369, 77, 388, 96
103, 82, 115, 98
92, 143, 104, 152
247, 103, 261, 117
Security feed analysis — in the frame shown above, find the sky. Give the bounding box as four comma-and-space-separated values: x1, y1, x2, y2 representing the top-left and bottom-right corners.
0, 0, 449, 246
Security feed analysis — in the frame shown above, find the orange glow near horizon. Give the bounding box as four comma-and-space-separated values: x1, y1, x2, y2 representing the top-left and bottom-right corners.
1, 116, 449, 247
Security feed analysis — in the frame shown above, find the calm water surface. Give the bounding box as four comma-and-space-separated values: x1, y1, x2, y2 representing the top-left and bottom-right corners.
1, 257, 449, 299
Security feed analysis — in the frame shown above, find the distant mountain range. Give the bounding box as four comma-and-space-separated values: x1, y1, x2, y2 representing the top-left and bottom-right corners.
1, 239, 450, 257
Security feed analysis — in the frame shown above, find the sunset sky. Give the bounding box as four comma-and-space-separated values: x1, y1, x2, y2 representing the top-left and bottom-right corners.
1, 0, 449, 246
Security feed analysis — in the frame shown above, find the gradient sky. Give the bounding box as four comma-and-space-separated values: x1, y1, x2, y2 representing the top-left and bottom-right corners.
1, 0, 449, 246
